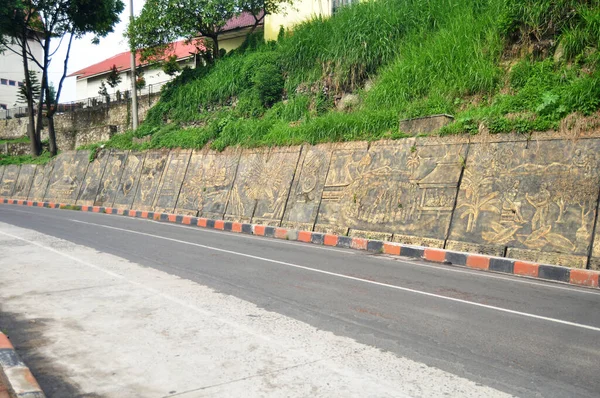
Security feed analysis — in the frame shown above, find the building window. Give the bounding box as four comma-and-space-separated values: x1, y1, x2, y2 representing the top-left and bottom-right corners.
0, 104, 7, 110
8, 80, 16, 86
0, 79, 6, 85
18, 82, 24, 87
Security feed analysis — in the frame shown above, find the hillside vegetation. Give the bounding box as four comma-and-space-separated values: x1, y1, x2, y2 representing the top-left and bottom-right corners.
90, 0, 600, 152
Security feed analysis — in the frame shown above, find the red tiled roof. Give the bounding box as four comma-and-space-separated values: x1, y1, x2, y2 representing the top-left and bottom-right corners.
68, 39, 203, 80
69, 12, 264, 80
222, 11, 264, 31
69, 12, 264, 81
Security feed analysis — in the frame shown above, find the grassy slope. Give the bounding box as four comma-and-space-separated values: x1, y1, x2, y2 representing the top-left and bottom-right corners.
82, 0, 600, 152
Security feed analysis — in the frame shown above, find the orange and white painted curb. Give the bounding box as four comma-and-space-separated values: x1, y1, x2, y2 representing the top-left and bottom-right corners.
1, 197, 599, 290
0, 332, 44, 398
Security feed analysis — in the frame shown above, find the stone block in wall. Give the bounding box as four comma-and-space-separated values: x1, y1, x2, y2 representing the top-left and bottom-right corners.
132, 150, 169, 211
153, 150, 192, 213
95, 151, 129, 206
314, 139, 466, 247
281, 144, 333, 231
225, 147, 301, 225
0, 164, 19, 197
45, 151, 90, 203
0, 118, 28, 140
113, 152, 145, 210
6, 142, 30, 155
12, 164, 36, 200
28, 161, 55, 201
448, 139, 600, 268
74, 125, 118, 149
399, 114, 454, 135
56, 130, 77, 151
76, 150, 110, 206
175, 148, 240, 218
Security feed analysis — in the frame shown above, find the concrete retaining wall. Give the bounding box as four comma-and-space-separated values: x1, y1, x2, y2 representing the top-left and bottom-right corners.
3, 129, 600, 270
0, 94, 159, 150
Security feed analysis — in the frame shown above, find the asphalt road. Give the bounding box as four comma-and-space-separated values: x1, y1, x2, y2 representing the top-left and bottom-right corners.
1, 204, 599, 397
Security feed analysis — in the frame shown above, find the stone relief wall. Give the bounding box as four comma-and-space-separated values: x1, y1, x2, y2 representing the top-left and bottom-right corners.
225, 147, 301, 225
175, 148, 240, 219
12, 164, 37, 200
4, 133, 600, 270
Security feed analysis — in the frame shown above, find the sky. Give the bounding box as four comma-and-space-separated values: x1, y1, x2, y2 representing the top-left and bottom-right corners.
48, 0, 146, 102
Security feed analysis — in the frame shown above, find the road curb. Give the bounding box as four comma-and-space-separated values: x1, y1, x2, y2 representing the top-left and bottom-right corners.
0, 332, 45, 398
1, 197, 599, 290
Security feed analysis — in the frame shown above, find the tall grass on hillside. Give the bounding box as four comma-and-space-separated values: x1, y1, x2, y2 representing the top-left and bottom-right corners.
84, 0, 600, 155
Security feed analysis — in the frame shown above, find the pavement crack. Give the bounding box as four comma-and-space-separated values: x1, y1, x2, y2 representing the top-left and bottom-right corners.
161, 349, 369, 397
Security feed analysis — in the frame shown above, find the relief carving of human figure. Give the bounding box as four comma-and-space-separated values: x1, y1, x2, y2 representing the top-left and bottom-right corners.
501, 181, 525, 224
526, 183, 551, 230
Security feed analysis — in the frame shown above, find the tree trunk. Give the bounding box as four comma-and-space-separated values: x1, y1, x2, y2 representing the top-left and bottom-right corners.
45, 84, 58, 156
211, 36, 220, 59
47, 114, 57, 156
35, 33, 52, 148
20, 33, 41, 156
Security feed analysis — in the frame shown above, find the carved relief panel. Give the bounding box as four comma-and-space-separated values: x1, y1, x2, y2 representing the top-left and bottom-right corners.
113, 152, 145, 209
153, 150, 191, 213
281, 145, 333, 231
95, 151, 128, 207
28, 161, 55, 201
77, 150, 110, 206
449, 139, 600, 267
12, 164, 37, 200
0, 164, 20, 197
175, 148, 240, 218
132, 150, 168, 211
45, 151, 89, 203
315, 140, 466, 244
225, 147, 301, 225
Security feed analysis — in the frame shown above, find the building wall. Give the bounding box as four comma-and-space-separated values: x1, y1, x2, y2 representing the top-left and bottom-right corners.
0, 38, 43, 109
264, 0, 333, 41
220, 35, 247, 53
75, 58, 195, 100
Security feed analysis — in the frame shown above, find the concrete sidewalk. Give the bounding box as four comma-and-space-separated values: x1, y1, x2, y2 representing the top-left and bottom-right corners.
0, 222, 512, 397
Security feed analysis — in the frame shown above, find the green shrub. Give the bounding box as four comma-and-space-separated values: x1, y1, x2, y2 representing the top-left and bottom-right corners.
253, 62, 284, 107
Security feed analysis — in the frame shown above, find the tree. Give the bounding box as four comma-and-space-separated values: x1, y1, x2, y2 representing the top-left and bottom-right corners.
98, 80, 110, 103
0, 0, 125, 157
17, 70, 41, 105
135, 66, 146, 91
162, 55, 181, 77
128, 0, 293, 65
106, 64, 122, 92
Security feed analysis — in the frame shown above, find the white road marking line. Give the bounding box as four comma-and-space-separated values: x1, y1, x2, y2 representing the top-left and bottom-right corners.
377, 254, 600, 296
0, 205, 356, 255
1, 204, 598, 296
63, 219, 600, 332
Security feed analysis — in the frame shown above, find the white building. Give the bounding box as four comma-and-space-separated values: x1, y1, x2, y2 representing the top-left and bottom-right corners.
0, 36, 43, 110
68, 39, 199, 101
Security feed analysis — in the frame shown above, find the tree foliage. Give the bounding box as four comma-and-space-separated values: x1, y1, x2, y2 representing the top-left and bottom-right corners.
17, 70, 41, 105
162, 55, 182, 76
107, 64, 122, 90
